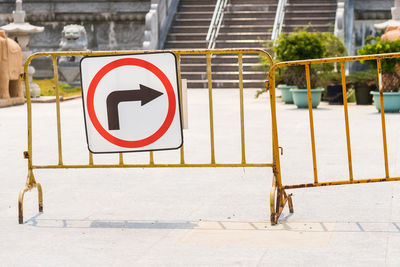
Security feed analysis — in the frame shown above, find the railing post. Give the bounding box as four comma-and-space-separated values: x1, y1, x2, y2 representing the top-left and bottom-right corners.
271, 0, 287, 43
206, 0, 228, 49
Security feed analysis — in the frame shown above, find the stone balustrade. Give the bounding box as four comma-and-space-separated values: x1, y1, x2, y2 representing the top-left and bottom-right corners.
143, 0, 179, 50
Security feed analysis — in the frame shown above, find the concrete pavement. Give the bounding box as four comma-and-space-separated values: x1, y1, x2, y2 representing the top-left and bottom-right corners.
1, 89, 400, 266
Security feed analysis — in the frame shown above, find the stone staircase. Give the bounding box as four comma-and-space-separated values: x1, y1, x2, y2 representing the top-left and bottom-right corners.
164, 0, 276, 90
283, 0, 337, 33
163, 0, 337, 90
164, 0, 214, 50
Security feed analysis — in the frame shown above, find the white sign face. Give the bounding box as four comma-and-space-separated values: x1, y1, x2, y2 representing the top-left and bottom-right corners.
80, 52, 183, 153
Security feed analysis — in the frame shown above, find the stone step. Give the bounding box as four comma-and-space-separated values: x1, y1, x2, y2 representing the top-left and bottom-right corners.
167, 33, 206, 41
167, 32, 271, 41
180, 55, 263, 64
181, 71, 267, 81
227, 3, 277, 12
217, 32, 271, 40
164, 41, 207, 49
170, 26, 209, 34
187, 88, 264, 90
179, 0, 217, 4
283, 26, 333, 33
215, 40, 264, 49
170, 25, 273, 34
224, 11, 276, 19
230, 0, 278, 4
178, 4, 216, 12
173, 18, 211, 26
175, 12, 277, 22
187, 79, 265, 89
284, 17, 336, 25
287, 0, 336, 3
180, 63, 264, 72
286, 2, 336, 11
285, 10, 336, 17
223, 18, 275, 25
175, 11, 213, 19
219, 25, 273, 33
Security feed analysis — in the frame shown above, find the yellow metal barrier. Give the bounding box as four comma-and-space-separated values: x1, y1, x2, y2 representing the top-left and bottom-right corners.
268, 52, 400, 225
18, 49, 276, 224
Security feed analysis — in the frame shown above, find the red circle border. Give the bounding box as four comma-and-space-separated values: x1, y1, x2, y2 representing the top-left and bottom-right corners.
86, 57, 176, 148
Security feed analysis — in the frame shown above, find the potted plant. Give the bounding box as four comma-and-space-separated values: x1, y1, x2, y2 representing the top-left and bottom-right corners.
274, 29, 325, 108
358, 37, 400, 112
257, 29, 347, 107
277, 84, 298, 104
316, 32, 347, 105
347, 69, 376, 105
317, 71, 344, 104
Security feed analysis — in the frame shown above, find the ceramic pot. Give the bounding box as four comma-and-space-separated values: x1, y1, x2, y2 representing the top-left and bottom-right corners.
278, 84, 297, 104
370, 91, 400, 113
290, 88, 324, 108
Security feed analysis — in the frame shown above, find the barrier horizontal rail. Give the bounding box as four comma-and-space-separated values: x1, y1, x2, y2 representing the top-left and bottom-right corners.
268, 51, 400, 225
18, 48, 276, 224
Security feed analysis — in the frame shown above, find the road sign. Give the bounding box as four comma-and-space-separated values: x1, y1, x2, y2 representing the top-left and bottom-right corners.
80, 52, 183, 153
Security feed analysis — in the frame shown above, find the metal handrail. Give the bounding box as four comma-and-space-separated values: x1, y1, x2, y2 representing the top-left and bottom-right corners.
271, 0, 287, 43
206, 0, 228, 49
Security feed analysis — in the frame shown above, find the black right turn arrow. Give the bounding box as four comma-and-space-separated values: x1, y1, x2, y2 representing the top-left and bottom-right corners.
106, 84, 163, 130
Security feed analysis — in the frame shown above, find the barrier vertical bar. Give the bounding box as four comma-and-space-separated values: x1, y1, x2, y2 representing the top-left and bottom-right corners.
376, 58, 390, 178
52, 56, 63, 166
119, 153, 124, 165
238, 53, 246, 164
305, 64, 318, 183
206, 52, 216, 164
267, 72, 279, 223
176, 53, 185, 164
25, 60, 33, 170
340, 61, 354, 181
19, 58, 43, 224
89, 152, 93, 165
267, 72, 281, 186
149, 151, 154, 165
268, 66, 293, 225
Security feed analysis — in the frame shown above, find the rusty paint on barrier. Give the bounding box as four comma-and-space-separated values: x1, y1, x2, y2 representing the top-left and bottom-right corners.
282, 177, 398, 189
20, 49, 400, 226
18, 49, 275, 224
268, 52, 400, 225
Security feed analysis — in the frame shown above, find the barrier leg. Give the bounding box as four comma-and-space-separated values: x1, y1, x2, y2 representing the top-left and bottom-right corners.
270, 184, 277, 224
270, 185, 293, 225
18, 170, 43, 224
284, 190, 294, 213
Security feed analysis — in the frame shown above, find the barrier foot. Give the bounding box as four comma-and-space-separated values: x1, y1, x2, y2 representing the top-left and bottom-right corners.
270, 185, 278, 225
287, 192, 294, 213
18, 170, 43, 224
270, 186, 293, 225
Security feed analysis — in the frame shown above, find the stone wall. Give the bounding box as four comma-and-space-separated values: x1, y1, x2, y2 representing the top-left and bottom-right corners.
0, 0, 150, 51
0, 0, 151, 78
354, 0, 392, 52
349, 0, 392, 71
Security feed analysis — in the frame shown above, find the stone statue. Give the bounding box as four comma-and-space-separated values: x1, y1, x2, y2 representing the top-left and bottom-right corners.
59, 24, 88, 52
0, 30, 24, 105
58, 24, 88, 86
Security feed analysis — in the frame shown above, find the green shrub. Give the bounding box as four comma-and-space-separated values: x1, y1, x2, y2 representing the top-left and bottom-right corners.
275, 30, 324, 62
357, 37, 400, 73
316, 71, 342, 89
357, 37, 400, 91
347, 69, 377, 87
257, 29, 347, 96
263, 29, 346, 88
